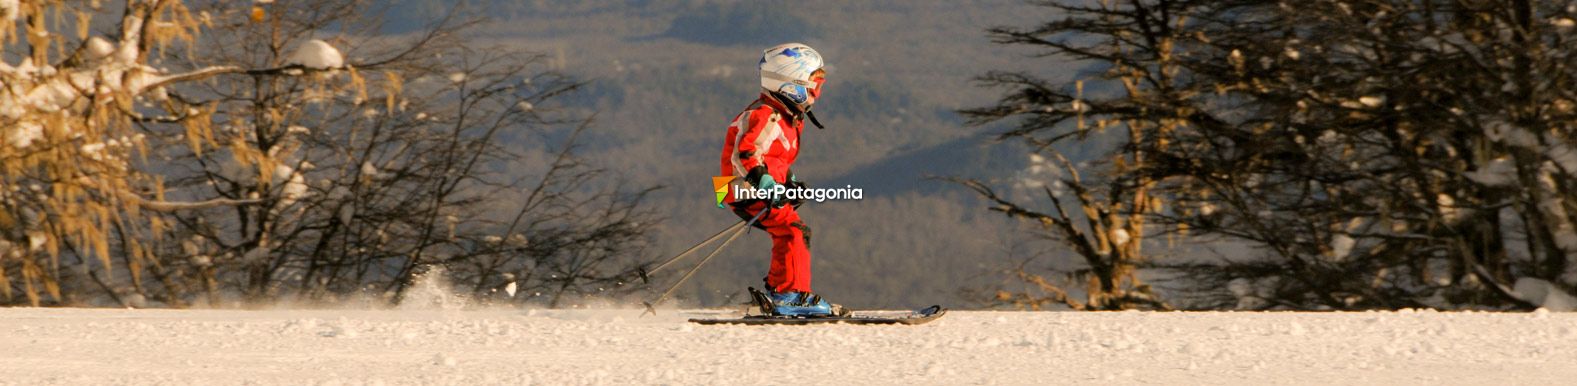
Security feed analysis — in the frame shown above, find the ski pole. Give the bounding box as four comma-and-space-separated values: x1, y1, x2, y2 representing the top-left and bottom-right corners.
641, 207, 769, 316
637, 219, 751, 284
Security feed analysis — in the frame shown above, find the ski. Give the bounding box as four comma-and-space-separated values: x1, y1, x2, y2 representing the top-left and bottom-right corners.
689, 288, 946, 325
688, 305, 946, 325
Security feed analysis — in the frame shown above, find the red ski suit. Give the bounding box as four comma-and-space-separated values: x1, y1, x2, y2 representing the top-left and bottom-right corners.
719, 95, 813, 293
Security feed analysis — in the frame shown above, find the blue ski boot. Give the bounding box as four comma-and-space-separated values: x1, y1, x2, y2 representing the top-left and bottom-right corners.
761, 287, 849, 317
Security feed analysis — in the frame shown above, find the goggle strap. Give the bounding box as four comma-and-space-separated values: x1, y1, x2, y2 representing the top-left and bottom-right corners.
763, 71, 817, 86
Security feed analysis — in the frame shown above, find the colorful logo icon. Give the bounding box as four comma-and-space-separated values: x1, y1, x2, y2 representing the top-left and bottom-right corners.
712, 176, 737, 208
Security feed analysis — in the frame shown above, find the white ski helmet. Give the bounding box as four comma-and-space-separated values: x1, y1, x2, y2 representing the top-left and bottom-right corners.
759, 43, 824, 114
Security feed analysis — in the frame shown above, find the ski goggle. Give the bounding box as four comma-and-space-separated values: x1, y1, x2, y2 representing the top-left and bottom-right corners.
808, 70, 826, 101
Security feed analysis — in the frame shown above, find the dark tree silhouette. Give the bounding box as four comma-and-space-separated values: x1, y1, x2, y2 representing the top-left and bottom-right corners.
963, 0, 1577, 310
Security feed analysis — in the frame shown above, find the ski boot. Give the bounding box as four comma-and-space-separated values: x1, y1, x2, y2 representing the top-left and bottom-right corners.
750, 286, 849, 317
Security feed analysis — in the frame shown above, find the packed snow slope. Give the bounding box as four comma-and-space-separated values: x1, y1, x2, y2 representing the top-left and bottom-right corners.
2, 308, 1575, 385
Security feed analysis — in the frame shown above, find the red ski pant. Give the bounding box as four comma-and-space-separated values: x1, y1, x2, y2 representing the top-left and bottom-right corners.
734, 202, 812, 293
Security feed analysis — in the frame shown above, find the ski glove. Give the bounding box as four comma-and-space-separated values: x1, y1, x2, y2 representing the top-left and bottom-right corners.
784, 173, 808, 207
746, 166, 786, 207
789, 175, 807, 189
758, 174, 787, 207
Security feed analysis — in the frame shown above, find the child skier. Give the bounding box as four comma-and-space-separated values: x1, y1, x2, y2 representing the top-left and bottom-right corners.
718, 43, 842, 316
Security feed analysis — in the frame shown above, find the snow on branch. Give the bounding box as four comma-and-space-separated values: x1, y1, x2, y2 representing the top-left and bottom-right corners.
288, 40, 346, 70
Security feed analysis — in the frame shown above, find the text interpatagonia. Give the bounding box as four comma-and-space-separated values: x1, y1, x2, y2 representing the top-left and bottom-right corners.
733, 184, 863, 202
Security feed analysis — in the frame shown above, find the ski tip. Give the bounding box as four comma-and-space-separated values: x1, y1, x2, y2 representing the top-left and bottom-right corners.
637, 268, 650, 284
640, 301, 657, 317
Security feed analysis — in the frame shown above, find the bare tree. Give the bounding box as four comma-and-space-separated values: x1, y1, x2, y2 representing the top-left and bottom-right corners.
946, 153, 1169, 311
0, 0, 326, 306
1, 1, 658, 307
964, 0, 1577, 310
954, 0, 1201, 310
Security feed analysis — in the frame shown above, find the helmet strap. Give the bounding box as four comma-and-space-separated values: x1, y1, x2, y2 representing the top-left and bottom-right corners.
767, 91, 825, 129
769, 91, 806, 117
806, 110, 825, 130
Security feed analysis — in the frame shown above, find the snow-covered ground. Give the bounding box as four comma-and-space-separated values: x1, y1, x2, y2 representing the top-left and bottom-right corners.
2, 307, 1574, 385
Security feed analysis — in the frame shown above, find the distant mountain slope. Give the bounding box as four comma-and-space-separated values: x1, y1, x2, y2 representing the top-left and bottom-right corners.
649, 3, 819, 46
825, 134, 1024, 196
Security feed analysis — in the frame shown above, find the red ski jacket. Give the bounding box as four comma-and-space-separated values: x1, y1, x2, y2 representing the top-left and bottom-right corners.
719, 95, 803, 204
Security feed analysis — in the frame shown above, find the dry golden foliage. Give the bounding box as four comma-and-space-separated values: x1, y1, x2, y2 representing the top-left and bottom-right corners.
1, 1, 350, 306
